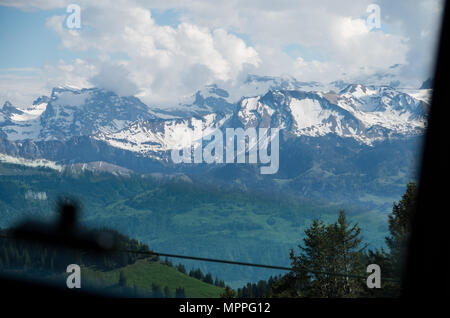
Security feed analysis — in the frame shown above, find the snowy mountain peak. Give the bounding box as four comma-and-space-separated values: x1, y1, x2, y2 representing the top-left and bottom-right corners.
205, 84, 230, 98
0, 82, 429, 159
2, 101, 13, 109
236, 86, 427, 145
1, 101, 22, 114
32, 96, 50, 105
340, 84, 377, 98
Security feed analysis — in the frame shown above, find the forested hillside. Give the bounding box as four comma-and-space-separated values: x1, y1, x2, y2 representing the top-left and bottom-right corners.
0, 162, 390, 286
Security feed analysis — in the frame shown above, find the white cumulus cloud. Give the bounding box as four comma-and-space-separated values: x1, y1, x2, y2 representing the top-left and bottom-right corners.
0, 0, 444, 107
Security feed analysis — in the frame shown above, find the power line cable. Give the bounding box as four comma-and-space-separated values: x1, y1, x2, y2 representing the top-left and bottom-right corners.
119, 248, 398, 282
0, 234, 399, 282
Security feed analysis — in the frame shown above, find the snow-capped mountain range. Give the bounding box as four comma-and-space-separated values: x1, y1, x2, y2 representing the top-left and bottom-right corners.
0, 76, 430, 166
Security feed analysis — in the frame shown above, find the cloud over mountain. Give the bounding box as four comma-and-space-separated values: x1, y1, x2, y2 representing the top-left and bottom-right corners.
0, 0, 443, 107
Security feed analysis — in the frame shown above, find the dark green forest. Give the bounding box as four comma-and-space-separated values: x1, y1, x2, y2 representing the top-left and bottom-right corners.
0, 161, 391, 286
228, 182, 416, 298
0, 160, 415, 296
0, 226, 226, 297
0, 181, 416, 297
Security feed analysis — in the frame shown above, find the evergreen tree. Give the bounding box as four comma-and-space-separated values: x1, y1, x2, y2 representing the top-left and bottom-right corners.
362, 248, 399, 297
329, 210, 366, 296
118, 270, 127, 287
204, 273, 214, 285
175, 287, 186, 298
269, 273, 301, 298
164, 286, 172, 298
176, 263, 187, 274
282, 210, 366, 297
214, 276, 225, 288
237, 279, 273, 298
163, 257, 173, 267
133, 284, 139, 297
152, 283, 163, 298
189, 268, 204, 280
386, 181, 416, 277
363, 182, 417, 297
221, 286, 237, 298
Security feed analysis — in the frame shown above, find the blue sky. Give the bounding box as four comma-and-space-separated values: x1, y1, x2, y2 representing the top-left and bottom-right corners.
0, 5, 249, 69
150, 8, 182, 27
0, 0, 444, 106
0, 6, 91, 69
0, 7, 63, 68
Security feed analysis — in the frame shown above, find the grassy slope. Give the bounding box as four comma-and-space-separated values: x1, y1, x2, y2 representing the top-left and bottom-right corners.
82, 259, 224, 298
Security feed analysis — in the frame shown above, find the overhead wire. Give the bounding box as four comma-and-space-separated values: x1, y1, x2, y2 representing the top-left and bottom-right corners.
0, 234, 399, 282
